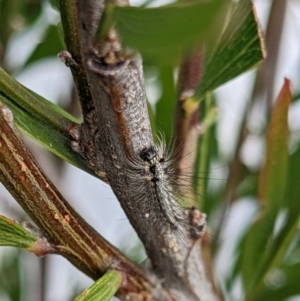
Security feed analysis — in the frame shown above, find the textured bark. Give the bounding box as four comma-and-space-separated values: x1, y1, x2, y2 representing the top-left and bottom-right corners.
0, 106, 156, 300
58, 0, 220, 300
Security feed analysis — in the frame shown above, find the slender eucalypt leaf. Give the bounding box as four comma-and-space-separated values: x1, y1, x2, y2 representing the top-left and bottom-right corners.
100, 0, 224, 64
0, 94, 93, 175
0, 67, 78, 130
195, 92, 217, 207
259, 78, 291, 209
196, 0, 265, 98
74, 270, 123, 301
22, 24, 65, 69
238, 79, 292, 299
0, 67, 96, 175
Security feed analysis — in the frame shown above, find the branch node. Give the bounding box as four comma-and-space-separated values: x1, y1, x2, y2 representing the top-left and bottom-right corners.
58, 50, 79, 68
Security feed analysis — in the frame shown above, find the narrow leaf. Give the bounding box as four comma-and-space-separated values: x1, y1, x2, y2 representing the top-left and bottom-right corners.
259, 78, 291, 208
195, 92, 217, 208
74, 270, 122, 301
0, 215, 54, 256
196, 0, 265, 97
0, 67, 95, 174
0, 94, 93, 174
254, 262, 300, 301
0, 66, 78, 131
107, 0, 224, 64
155, 66, 176, 144
293, 92, 300, 102
245, 145, 300, 300
237, 80, 292, 298
23, 24, 64, 68
0, 215, 37, 248
239, 209, 278, 294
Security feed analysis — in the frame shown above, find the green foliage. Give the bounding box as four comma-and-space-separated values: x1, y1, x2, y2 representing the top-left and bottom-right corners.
23, 24, 64, 68
229, 80, 300, 301
154, 66, 176, 143
0, 67, 78, 129
0, 250, 22, 301
74, 270, 122, 301
0, 67, 94, 175
0, 0, 264, 176
196, 0, 265, 97
259, 79, 290, 209
0, 215, 38, 249
0, 0, 42, 50
105, 0, 224, 64
195, 92, 217, 207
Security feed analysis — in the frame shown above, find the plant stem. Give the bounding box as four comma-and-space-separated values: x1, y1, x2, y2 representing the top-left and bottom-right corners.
0, 105, 154, 299
59, 0, 95, 117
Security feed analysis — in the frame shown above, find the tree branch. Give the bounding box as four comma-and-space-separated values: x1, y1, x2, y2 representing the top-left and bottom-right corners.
64, 0, 219, 300
173, 50, 204, 205
59, 0, 107, 181
0, 104, 156, 300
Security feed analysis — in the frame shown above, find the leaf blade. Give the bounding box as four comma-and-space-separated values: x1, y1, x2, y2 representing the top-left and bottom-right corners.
110, 0, 224, 64
0, 94, 93, 174
258, 78, 291, 208
0, 67, 96, 175
74, 270, 122, 301
0, 215, 54, 256
196, 0, 265, 97
237, 80, 292, 298
0, 215, 37, 249
0, 66, 78, 131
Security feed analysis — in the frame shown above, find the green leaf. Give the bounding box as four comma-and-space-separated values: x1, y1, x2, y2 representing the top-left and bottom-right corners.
258, 79, 291, 209
239, 209, 278, 295
0, 215, 54, 257
293, 92, 300, 102
0, 250, 22, 301
0, 215, 38, 249
195, 92, 217, 208
0, 67, 95, 175
155, 66, 176, 144
49, 0, 60, 11
0, 67, 78, 130
0, 93, 93, 174
255, 262, 300, 301
23, 24, 64, 68
286, 144, 300, 211
107, 0, 224, 64
246, 144, 300, 300
196, 0, 265, 97
237, 80, 292, 299
74, 270, 122, 301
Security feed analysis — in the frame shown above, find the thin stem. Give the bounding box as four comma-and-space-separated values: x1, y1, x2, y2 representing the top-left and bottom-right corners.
59, 0, 95, 117
173, 51, 204, 204
254, 0, 288, 114
59, 0, 108, 181
196, 92, 213, 208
